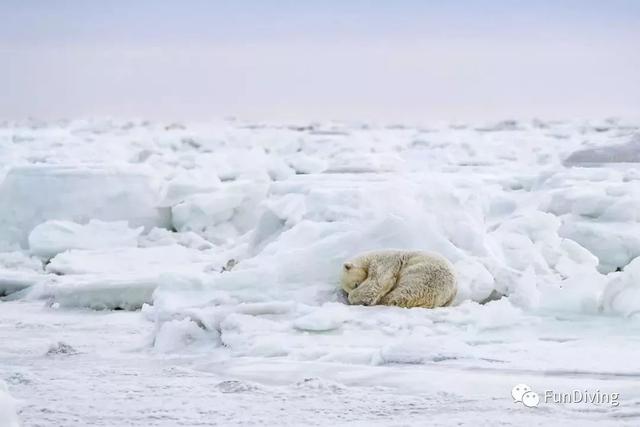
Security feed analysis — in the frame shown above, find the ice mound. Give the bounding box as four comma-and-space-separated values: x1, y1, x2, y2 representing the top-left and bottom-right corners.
539, 172, 640, 272
161, 170, 221, 206
285, 153, 327, 174
543, 181, 640, 222
240, 177, 485, 300
198, 149, 275, 182
171, 180, 269, 245
28, 274, 160, 310
0, 251, 45, 296
0, 165, 170, 249
600, 256, 640, 318
485, 211, 607, 312
28, 220, 143, 259
21, 244, 227, 309
0, 251, 43, 273
559, 221, 640, 273
564, 134, 640, 165
0, 271, 43, 297
45, 245, 219, 275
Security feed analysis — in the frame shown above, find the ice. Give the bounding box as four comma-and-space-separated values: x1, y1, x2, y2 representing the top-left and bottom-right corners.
3, 118, 640, 425
0, 251, 43, 276
325, 152, 404, 173
28, 220, 143, 259
171, 180, 269, 245
285, 152, 327, 174
537, 171, 640, 272
19, 244, 227, 309
44, 245, 218, 275
452, 258, 496, 303
25, 274, 160, 310
0, 251, 45, 296
1, 120, 633, 319
600, 256, 640, 317
564, 134, 640, 165
0, 271, 43, 297
160, 170, 221, 206
0, 164, 170, 249
292, 302, 351, 332
559, 220, 640, 273
0, 380, 20, 427
153, 318, 219, 353
545, 188, 612, 218
139, 227, 215, 251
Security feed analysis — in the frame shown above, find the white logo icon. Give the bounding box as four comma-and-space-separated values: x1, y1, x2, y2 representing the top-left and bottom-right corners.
522, 391, 540, 407
512, 384, 531, 402
512, 384, 540, 408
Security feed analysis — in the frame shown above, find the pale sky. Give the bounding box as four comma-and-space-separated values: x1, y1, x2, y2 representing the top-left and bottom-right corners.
1, 1, 639, 122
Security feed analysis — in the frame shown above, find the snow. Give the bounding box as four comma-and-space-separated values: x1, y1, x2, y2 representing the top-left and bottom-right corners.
1, 118, 640, 425
0, 380, 20, 427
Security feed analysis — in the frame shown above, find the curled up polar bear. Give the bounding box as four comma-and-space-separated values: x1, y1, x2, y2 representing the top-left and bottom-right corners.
340, 250, 457, 308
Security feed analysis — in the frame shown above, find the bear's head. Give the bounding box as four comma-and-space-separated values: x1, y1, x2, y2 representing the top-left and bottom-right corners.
340, 262, 367, 294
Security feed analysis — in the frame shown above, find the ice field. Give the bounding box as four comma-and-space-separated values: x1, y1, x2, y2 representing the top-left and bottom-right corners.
1, 118, 640, 426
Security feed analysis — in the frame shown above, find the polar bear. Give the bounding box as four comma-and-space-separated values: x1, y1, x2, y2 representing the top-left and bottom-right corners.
340, 250, 457, 308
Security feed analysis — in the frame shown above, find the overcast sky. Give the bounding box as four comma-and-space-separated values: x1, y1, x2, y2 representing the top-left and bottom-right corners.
1, 0, 638, 122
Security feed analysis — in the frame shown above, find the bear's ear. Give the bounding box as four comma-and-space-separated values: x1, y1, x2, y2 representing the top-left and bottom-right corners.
343, 262, 354, 271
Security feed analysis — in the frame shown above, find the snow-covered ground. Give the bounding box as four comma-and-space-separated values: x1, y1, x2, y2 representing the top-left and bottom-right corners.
1, 117, 640, 426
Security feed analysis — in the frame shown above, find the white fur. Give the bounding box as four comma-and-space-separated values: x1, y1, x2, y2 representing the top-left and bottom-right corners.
341, 250, 457, 308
